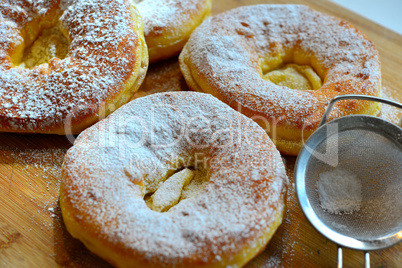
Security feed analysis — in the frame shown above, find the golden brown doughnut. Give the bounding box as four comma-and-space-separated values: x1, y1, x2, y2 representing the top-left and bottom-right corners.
131, 56, 188, 100
60, 92, 288, 267
0, 0, 148, 134
135, 0, 212, 63
180, 5, 381, 155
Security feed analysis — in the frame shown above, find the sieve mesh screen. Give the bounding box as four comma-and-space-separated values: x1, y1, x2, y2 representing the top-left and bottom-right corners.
305, 128, 402, 240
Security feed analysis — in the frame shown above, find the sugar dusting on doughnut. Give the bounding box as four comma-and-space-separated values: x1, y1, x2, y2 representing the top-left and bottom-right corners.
135, 0, 178, 36
180, 5, 381, 155
134, 0, 211, 62
135, 0, 204, 36
0, 0, 147, 134
61, 92, 288, 266
182, 5, 380, 120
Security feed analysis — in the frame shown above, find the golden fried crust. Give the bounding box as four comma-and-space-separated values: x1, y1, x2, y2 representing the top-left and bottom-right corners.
60, 92, 288, 267
137, 0, 212, 63
179, 5, 381, 155
0, 0, 148, 134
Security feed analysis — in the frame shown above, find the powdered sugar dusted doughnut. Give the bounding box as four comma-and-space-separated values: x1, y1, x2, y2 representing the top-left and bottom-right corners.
135, 0, 211, 63
180, 5, 381, 155
0, 0, 148, 134
60, 92, 288, 267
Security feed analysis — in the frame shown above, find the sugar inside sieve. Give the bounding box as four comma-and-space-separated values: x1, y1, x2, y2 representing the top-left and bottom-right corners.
295, 95, 402, 268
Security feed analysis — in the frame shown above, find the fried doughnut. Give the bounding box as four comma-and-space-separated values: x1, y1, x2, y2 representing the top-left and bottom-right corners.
0, 0, 148, 134
180, 5, 381, 155
135, 0, 212, 63
60, 92, 288, 267
131, 56, 188, 100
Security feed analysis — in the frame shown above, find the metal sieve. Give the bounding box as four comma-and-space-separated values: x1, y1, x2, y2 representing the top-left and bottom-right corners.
295, 95, 402, 268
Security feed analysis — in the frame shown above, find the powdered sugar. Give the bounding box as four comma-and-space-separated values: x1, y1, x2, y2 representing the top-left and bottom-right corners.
135, 0, 200, 36
0, 0, 146, 133
317, 168, 362, 214
9, 148, 66, 182
61, 92, 288, 266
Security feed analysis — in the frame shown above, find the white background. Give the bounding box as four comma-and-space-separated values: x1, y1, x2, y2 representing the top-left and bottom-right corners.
331, 0, 402, 35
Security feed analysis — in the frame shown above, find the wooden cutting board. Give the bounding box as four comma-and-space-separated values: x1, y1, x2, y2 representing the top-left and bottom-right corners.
1, 0, 401, 267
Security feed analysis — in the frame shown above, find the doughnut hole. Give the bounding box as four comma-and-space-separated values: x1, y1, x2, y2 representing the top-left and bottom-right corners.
261, 47, 323, 91
263, 64, 322, 91
18, 27, 70, 69
143, 162, 210, 213
8, 4, 71, 69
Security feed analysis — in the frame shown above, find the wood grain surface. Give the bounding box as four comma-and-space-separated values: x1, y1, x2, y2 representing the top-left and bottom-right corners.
1, 0, 401, 267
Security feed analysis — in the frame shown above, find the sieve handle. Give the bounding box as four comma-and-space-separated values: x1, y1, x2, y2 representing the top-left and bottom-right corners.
319, 94, 402, 127
337, 247, 343, 268
365, 252, 370, 268
338, 248, 370, 268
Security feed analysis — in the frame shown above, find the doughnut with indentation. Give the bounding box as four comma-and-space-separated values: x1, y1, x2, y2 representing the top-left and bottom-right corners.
0, 0, 148, 134
180, 5, 381, 155
60, 92, 288, 267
